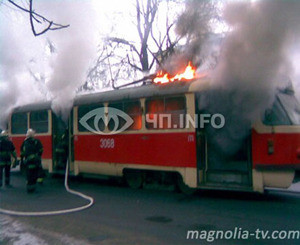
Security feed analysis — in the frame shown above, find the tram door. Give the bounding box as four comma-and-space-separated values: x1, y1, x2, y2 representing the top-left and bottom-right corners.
52, 113, 68, 172
195, 93, 252, 188
204, 133, 252, 187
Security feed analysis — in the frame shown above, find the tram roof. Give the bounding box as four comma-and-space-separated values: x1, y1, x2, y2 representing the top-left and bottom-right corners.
12, 78, 210, 113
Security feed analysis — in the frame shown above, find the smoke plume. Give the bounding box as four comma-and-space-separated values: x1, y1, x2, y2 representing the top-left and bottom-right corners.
203, 0, 300, 155
0, 14, 46, 129
165, 0, 219, 74
171, 0, 300, 157
0, 0, 98, 128
39, 1, 98, 121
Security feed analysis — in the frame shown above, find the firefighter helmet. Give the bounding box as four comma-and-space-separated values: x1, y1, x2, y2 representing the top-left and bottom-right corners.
1, 130, 8, 137
26, 128, 35, 138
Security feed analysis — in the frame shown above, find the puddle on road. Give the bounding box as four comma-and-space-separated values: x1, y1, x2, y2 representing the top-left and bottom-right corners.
145, 216, 173, 223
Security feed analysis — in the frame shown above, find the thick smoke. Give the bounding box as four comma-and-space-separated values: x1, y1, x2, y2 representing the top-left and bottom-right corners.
0, 14, 46, 129
0, 0, 98, 128
203, 0, 300, 155
39, 1, 98, 121
169, 0, 300, 157
0, 25, 22, 128
290, 45, 300, 100
157, 0, 217, 75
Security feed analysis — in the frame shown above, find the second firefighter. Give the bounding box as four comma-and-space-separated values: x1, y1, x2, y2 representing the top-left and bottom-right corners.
21, 129, 43, 193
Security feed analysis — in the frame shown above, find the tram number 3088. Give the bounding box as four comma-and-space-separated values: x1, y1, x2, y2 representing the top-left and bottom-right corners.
100, 138, 115, 149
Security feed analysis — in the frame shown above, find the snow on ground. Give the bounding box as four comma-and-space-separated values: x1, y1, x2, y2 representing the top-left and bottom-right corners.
0, 215, 47, 245
0, 215, 90, 245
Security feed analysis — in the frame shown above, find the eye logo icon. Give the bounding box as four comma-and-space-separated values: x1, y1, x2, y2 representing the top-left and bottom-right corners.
79, 107, 134, 135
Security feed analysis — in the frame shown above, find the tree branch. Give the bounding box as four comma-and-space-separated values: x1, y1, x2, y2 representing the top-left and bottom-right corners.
127, 54, 143, 71
8, 0, 70, 36
136, 0, 143, 42
106, 37, 140, 57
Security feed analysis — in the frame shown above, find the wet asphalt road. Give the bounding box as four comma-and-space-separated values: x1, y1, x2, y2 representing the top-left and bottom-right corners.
0, 171, 300, 245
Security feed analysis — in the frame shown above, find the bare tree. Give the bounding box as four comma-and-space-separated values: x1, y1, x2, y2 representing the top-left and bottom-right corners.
6, 0, 69, 36
83, 0, 181, 90
106, 0, 165, 73
83, 0, 221, 91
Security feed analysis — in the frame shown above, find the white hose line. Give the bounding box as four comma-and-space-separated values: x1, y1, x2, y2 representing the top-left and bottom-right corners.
0, 160, 94, 216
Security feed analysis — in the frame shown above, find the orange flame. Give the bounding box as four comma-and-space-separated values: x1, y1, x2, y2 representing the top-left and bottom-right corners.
153, 62, 196, 84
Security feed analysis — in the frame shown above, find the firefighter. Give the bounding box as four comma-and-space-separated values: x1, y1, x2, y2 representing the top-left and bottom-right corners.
0, 130, 17, 188
21, 129, 43, 193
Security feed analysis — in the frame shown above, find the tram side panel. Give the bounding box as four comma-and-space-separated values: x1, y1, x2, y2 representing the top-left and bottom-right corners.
251, 124, 300, 192
72, 93, 199, 188
73, 132, 197, 167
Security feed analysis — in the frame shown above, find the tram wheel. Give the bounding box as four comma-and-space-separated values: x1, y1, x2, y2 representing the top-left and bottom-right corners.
124, 170, 143, 189
176, 174, 197, 195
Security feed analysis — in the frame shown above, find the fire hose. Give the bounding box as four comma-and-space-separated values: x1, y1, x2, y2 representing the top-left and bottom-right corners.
0, 160, 94, 216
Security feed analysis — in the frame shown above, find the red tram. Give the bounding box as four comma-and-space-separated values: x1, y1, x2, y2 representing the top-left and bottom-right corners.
8, 77, 300, 193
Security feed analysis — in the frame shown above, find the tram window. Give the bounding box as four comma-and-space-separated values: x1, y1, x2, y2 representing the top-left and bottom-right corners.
145, 96, 186, 129
78, 104, 105, 132
145, 98, 164, 129
108, 102, 124, 131
124, 101, 142, 130
277, 93, 300, 125
165, 97, 186, 128
263, 97, 291, 126
11, 112, 27, 135
108, 100, 142, 131
30, 110, 49, 133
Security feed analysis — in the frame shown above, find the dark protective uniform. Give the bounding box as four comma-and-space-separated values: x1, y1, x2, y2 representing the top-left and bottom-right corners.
20, 137, 43, 192
0, 136, 16, 187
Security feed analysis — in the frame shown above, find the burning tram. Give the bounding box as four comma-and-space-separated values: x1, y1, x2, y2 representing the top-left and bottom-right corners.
7, 75, 300, 194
